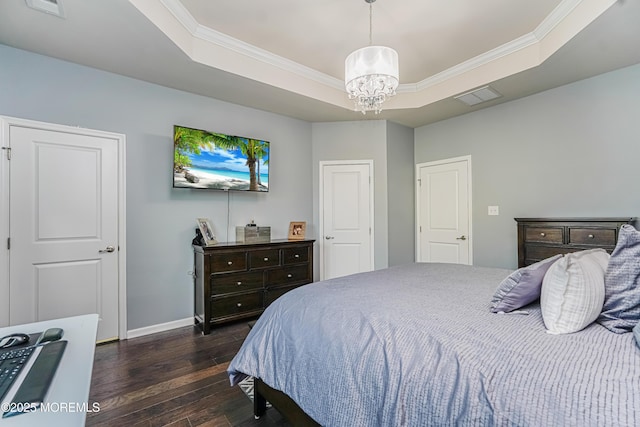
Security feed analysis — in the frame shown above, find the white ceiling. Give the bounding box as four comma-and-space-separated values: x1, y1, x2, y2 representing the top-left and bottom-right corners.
1, 0, 639, 128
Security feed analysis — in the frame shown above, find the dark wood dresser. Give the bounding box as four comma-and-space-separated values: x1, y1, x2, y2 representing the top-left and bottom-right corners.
193, 239, 314, 334
515, 217, 635, 268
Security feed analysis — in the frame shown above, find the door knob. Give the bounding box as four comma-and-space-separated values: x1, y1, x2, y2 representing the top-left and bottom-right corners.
456, 236, 467, 241
99, 245, 115, 253
325, 236, 335, 240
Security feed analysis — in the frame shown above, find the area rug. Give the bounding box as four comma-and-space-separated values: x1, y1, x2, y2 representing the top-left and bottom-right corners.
238, 376, 271, 407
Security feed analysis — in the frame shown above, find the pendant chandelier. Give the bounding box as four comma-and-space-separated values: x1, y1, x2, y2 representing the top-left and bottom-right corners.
345, 0, 399, 115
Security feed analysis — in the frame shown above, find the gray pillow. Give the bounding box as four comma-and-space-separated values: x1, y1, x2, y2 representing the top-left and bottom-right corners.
597, 225, 640, 333
491, 254, 562, 313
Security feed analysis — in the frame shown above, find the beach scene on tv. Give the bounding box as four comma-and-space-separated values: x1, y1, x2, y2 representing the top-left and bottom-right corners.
173, 125, 269, 191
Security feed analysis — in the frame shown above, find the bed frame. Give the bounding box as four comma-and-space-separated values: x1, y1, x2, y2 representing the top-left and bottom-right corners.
251, 217, 636, 426
254, 378, 320, 426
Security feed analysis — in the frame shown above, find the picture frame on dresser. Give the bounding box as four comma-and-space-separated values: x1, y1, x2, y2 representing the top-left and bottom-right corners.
288, 221, 306, 240
197, 218, 217, 246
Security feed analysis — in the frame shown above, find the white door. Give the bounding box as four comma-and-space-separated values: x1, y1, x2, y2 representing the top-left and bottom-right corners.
2, 119, 124, 342
320, 161, 373, 280
416, 156, 472, 264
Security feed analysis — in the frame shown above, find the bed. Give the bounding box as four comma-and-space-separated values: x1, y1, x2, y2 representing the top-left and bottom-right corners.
227, 219, 640, 426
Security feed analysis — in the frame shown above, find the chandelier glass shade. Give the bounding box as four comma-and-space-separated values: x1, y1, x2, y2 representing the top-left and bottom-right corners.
344, 0, 399, 114
345, 46, 399, 114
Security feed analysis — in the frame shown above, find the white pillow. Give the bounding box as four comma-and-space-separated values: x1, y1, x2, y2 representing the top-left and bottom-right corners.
541, 249, 609, 334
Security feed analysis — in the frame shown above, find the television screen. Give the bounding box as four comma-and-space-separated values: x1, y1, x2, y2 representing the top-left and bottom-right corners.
173, 125, 269, 192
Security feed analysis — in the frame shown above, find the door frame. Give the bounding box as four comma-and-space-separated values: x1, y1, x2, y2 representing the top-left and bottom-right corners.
318, 160, 375, 281
0, 116, 128, 339
415, 155, 473, 264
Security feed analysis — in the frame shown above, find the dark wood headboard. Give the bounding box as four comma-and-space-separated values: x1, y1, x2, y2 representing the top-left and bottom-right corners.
514, 217, 635, 268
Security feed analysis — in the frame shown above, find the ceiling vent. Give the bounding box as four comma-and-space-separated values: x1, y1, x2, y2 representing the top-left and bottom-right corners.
25, 0, 64, 18
454, 86, 502, 106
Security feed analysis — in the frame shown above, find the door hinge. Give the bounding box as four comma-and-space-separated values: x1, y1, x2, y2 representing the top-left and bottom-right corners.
417, 178, 421, 186
7, 237, 10, 250
1, 147, 10, 160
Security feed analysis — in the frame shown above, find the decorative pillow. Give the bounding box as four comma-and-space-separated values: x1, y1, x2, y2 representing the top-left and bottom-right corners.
597, 225, 640, 333
541, 249, 609, 334
634, 321, 640, 349
491, 255, 562, 313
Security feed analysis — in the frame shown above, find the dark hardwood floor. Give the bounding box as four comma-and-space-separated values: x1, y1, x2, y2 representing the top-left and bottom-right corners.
87, 320, 289, 427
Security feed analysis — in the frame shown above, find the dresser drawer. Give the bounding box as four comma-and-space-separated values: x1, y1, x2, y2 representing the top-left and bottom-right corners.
211, 271, 263, 296
523, 245, 573, 265
267, 265, 310, 287
265, 284, 301, 306
282, 247, 309, 264
524, 227, 563, 244
211, 292, 263, 317
194, 239, 315, 333
569, 227, 617, 246
249, 249, 280, 269
516, 218, 633, 269
211, 252, 247, 273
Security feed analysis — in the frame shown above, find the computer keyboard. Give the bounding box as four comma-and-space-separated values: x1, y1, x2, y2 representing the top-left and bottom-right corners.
0, 340, 67, 418
0, 346, 36, 402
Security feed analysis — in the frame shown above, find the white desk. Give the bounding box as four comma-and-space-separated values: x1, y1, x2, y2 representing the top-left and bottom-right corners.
0, 314, 99, 427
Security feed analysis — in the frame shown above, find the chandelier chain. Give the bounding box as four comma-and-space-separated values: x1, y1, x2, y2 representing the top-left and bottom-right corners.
345, 0, 399, 114
369, 2, 373, 46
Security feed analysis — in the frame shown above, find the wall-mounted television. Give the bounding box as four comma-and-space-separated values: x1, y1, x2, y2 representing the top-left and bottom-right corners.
173, 125, 269, 192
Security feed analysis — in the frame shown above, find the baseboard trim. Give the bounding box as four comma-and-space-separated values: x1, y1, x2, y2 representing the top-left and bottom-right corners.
126, 317, 194, 339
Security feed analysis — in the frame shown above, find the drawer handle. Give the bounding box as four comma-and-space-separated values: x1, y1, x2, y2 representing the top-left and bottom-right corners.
294, 254, 300, 258
287, 274, 293, 278
263, 257, 269, 261
588, 234, 594, 239
540, 232, 546, 237
237, 281, 242, 286
227, 261, 233, 266
236, 303, 242, 308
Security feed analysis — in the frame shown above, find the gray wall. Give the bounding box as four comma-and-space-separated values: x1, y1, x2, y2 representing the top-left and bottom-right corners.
415, 63, 640, 269
311, 120, 389, 271
386, 121, 415, 266
5, 42, 635, 329
0, 44, 313, 331
311, 120, 415, 271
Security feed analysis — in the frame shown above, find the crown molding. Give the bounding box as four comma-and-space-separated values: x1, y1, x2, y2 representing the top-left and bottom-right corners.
412, 33, 540, 93
412, 0, 588, 93
159, 0, 198, 32
136, 0, 615, 110
160, 0, 344, 91
535, 0, 582, 39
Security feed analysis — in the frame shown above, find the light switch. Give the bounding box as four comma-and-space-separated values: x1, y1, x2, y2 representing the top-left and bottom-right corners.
488, 206, 499, 216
